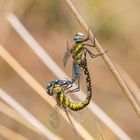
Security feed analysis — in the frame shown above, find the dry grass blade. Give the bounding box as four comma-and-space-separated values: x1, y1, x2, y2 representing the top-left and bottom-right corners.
0, 124, 30, 140
0, 101, 40, 135
0, 88, 62, 140
63, 0, 140, 118
0, 45, 94, 140
116, 64, 140, 104
6, 13, 131, 140
96, 121, 105, 140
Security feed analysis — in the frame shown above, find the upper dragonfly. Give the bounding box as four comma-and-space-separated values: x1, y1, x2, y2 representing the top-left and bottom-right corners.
63, 32, 106, 93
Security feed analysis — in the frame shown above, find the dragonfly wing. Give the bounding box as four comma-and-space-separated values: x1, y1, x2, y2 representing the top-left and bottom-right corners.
49, 106, 61, 129
63, 51, 70, 67
69, 109, 86, 123
63, 41, 71, 67
64, 107, 79, 136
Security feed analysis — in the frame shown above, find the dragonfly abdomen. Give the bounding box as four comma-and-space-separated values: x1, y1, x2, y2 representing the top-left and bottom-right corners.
81, 60, 92, 103
69, 102, 86, 111
57, 92, 90, 111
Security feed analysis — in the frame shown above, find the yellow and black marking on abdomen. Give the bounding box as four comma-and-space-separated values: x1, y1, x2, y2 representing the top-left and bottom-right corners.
81, 59, 92, 105
56, 59, 92, 111
56, 93, 87, 111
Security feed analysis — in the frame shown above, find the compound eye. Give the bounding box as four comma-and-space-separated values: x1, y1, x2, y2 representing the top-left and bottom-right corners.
47, 83, 52, 88
63, 81, 67, 84
54, 80, 59, 84
46, 87, 53, 96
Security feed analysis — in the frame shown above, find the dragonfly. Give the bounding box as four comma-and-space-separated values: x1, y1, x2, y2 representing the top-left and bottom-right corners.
63, 32, 107, 93
46, 62, 92, 135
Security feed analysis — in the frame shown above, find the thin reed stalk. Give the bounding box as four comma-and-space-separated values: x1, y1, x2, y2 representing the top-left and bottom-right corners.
0, 101, 40, 135
6, 13, 131, 140
0, 45, 94, 140
116, 64, 140, 104
0, 124, 29, 140
96, 121, 105, 140
63, 0, 140, 118
0, 88, 62, 140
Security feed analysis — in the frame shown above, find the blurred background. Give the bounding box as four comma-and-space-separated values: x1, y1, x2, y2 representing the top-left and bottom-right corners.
0, 0, 140, 139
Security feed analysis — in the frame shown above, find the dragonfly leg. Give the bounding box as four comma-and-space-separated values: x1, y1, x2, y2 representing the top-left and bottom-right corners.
66, 75, 80, 93
86, 48, 108, 58
64, 83, 73, 90
93, 49, 108, 58
84, 32, 96, 48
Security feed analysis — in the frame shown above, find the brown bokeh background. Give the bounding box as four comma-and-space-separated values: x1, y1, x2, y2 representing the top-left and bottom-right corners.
0, 0, 140, 139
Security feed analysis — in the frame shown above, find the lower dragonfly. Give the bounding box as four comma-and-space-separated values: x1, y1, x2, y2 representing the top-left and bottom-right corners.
46, 59, 92, 135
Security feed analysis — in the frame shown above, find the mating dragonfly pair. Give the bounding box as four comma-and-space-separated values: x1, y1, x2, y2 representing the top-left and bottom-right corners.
46, 32, 106, 135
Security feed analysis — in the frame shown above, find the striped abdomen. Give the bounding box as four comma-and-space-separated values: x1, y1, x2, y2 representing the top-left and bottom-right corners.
56, 93, 86, 111
81, 59, 92, 106
56, 60, 92, 111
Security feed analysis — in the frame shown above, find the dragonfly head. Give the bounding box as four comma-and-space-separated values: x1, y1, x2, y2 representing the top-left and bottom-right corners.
73, 32, 89, 43
46, 82, 53, 96
46, 80, 62, 96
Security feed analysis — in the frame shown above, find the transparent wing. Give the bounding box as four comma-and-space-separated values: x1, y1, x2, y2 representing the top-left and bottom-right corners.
63, 107, 79, 136
64, 77, 87, 123
63, 41, 71, 67
68, 108, 86, 123
49, 105, 61, 129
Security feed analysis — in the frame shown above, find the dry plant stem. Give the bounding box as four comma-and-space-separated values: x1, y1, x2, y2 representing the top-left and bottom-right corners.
0, 45, 94, 140
0, 101, 40, 135
63, 0, 140, 118
0, 124, 29, 140
6, 13, 132, 140
116, 64, 140, 104
0, 88, 62, 140
96, 121, 105, 140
